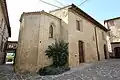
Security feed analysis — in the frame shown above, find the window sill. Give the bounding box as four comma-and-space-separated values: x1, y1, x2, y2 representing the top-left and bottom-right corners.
76, 30, 83, 32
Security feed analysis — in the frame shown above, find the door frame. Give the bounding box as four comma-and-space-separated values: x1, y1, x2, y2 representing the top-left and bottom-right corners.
104, 44, 107, 59
78, 40, 85, 63
114, 47, 120, 58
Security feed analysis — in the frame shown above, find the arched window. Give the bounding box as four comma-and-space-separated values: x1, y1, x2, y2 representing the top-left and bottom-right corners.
49, 25, 53, 38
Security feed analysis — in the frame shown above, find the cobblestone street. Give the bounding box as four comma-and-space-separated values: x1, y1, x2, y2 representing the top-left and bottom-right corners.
1, 59, 120, 80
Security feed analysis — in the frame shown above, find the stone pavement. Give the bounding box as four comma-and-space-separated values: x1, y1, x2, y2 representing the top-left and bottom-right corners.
1, 59, 120, 80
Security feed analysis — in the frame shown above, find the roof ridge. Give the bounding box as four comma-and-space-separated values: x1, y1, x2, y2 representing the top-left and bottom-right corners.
20, 10, 61, 22
104, 17, 120, 22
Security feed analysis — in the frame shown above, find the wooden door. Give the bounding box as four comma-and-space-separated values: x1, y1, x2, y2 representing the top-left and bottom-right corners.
104, 44, 107, 59
114, 47, 120, 58
78, 41, 84, 63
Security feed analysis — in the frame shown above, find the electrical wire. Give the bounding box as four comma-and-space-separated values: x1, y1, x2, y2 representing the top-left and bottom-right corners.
78, 0, 90, 6
53, 0, 65, 6
39, 0, 61, 8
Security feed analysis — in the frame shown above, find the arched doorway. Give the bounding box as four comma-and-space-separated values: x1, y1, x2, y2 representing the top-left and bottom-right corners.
114, 47, 120, 58
78, 40, 85, 63
104, 44, 107, 59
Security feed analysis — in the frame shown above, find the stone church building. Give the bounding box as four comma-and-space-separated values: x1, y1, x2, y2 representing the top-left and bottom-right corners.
15, 4, 109, 73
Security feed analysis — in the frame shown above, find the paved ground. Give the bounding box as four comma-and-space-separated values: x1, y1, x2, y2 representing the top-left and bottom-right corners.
1, 59, 120, 80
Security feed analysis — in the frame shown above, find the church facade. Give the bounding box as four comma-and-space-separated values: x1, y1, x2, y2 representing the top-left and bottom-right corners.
15, 4, 109, 73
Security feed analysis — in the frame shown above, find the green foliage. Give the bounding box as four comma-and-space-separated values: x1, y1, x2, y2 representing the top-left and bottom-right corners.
38, 65, 70, 75
45, 40, 69, 67
38, 40, 70, 75
6, 56, 14, 62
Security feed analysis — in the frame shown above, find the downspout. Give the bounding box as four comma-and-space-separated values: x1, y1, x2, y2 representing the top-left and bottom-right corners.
60, 19, 62, 41
94, 26, 100, 61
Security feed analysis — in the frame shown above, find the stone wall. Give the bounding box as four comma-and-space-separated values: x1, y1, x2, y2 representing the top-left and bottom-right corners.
104, 18, 120, 57
96, 27, 109, 60
15, 12, 67, 72
68, 10, 98, 67
107, 19, 120, 42
0, 2, 9, 64
16, 8, 109, 72
51, 8, 108, 67
36, 13, 62, 71
15, 14, 40, 72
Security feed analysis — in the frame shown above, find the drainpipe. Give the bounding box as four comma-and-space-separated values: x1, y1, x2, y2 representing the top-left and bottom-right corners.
59, 19, 62, 41
94, 26, 100, 61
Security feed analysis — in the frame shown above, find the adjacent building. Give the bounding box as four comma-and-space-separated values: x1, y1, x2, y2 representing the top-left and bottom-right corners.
15, 4, 109, 73
0, 0, 11, 64
104, 17, 120, 58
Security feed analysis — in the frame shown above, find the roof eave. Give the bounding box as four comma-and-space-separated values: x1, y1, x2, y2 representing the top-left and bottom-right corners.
104, 17, 120, 22
20, 11, 61, 22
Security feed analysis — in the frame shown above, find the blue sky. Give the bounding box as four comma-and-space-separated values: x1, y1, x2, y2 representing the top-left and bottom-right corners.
77, 0, 120, 22
64, 0, 120, 22
7, 0, 120, 41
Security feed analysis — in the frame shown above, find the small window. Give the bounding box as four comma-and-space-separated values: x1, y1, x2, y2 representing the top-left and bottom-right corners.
102, 32, 105, 40
76, 20, 82, 31
109, 20, 114, 26
49, 25, 53, 38
76, 20, 80, 31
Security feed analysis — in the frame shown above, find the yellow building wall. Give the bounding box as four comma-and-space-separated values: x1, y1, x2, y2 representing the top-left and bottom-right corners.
15, 13, 65, 73
15, 9, 109, 73
68, 10, 98, 67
